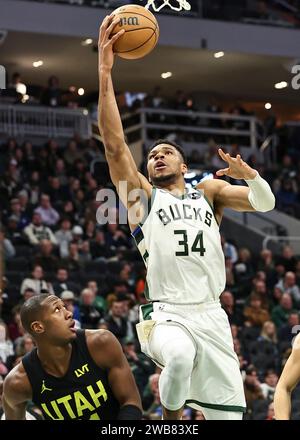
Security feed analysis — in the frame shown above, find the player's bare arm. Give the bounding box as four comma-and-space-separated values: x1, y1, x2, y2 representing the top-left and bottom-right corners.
98, 16, 152, 215
198, 148, 275, 224
3, 362, 32, 420
86, 330, 142, 419
274, 334, 300, 419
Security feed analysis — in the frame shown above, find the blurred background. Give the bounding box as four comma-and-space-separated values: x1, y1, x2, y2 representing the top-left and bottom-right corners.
0, 0, 300, 421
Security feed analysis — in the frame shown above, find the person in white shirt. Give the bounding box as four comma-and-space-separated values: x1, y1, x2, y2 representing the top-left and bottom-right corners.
24, 212, 57, 246
260, 370, 278, 400
20, 265, 54, 296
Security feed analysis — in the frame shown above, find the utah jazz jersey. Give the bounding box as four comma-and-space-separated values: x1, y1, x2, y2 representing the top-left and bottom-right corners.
22, 330, 120, 420
132, 186, 226, 304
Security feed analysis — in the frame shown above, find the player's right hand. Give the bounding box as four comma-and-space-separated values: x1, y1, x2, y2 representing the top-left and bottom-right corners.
98, 15, 125, 71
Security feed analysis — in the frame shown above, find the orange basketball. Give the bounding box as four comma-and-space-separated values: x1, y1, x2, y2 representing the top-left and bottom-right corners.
111, 5, 159, 60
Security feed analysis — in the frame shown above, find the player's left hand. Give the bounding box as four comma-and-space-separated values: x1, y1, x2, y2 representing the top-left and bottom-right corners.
216, 148, 257, 180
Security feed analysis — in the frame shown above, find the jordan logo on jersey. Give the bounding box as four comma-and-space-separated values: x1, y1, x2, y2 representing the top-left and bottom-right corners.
41, 380, 53, 394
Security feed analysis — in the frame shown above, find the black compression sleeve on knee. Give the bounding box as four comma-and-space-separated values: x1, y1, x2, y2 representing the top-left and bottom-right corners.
117, 404, 143, 420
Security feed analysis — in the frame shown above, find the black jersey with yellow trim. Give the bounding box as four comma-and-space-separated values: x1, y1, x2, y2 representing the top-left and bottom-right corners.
22, 329, 120, 420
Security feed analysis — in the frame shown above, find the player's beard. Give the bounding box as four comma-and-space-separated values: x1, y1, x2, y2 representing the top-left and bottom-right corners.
151, 172, 178, 186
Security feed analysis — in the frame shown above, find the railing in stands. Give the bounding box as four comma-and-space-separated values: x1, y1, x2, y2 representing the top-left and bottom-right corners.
263, 235, 300, 255
93, 107, 259, 154
0, 104, 91, 139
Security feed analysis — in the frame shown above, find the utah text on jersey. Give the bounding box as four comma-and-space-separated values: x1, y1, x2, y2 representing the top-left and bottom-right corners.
40, 379, 108, 420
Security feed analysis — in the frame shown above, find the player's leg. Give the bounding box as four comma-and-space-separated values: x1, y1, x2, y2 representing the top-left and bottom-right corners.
199, 407, 243, 420
149, 323, 196, 420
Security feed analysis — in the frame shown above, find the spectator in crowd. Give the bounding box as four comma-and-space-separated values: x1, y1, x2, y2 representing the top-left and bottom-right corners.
35, 194, 60, 227
62, 242, 81, 271
52, 267, 79, 297
14, 333, 35, 357
122, 336, 156, 396
90, 230, 111, 261
278, 311, 300, 345
258, 321, 278, 345
0, 321, 14, 365
63, 140, 83, 167
277, 245, 297, 272
7, 198, 29, 230
78, 240, 92, 264
22, 288, 36, 303
142, 373, 161, 414
86, 280, 107, 315
55, 218, 73, 258
243, 365, 264, 413
221, 234, 238, 263
271, 293, 294, 328
275, 271, 300, 307
33, 239, 59, 272
55, 158, 68, 187
244, 294, 271, 327
265, 402, 275, 420
105, 299, 130, 343
79, 288, 102, 329
7, 72, 26, 97
20, 265, 53, 296
60, 290, 81, 328
0, 229, 16, 260
260, 370, 278, 401
220, 290, 243, 325
23, 212, 57, 246
248, 278, 271, 310
7, 305, 25, 342
234, 248, 255, 296
40, 75, 62, 107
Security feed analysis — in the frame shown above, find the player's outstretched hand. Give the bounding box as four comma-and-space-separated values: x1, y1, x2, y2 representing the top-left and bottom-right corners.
216, 148, 257, 180
98, 15, 125, 71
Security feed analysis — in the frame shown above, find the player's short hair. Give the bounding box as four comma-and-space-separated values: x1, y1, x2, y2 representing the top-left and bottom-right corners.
20, 294, 50, 335
148, 139, 187, 165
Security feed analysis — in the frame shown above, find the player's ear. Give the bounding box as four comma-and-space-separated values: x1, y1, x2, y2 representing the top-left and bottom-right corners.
31, 321, 45, 334
181, 163, 187, 175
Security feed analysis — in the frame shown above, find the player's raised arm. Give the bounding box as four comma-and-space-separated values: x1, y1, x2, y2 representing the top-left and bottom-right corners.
200, 148, 275, 219
98, 15, 151, 207
274, 335, 300, 420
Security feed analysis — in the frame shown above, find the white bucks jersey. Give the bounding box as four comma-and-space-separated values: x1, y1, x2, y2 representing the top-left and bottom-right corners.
132, 187, 226, 304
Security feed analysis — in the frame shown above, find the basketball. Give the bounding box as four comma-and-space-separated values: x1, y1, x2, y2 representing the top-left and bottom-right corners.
111, 5, 159, 60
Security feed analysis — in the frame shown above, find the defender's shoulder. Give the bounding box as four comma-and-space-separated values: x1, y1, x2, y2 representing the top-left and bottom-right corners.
86, 329, 116, 347
3, 361, 32, 404
85, 329, 123, 369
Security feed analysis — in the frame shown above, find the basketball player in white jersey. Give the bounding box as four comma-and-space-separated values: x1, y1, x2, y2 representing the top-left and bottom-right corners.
274, 334, 300, 419
98, 15, 275, 420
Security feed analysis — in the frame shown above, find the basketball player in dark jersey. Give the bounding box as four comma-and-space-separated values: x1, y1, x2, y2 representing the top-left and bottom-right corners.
2, 294, 142, 420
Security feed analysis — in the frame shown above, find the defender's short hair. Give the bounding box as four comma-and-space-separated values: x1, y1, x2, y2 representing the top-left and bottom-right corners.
20, 294, 50, 335
148, 139, 187, 165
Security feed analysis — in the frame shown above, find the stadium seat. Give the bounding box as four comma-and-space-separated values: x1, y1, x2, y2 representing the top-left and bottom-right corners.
248, 340, 278, 375
84, 260, 107, 274
6, 258, 31, 272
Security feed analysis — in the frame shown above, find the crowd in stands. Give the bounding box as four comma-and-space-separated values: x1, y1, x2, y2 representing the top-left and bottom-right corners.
0, 130, 300, 420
